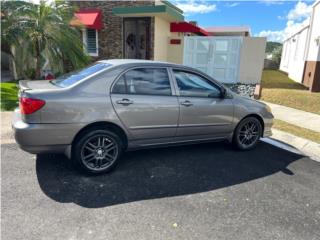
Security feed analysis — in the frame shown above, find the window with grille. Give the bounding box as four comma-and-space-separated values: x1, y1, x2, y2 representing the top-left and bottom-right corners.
83, 29, 98, 56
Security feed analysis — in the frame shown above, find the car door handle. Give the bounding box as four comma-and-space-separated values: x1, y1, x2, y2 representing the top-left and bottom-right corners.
180, 100, 193, 107
116, 98, 133, 105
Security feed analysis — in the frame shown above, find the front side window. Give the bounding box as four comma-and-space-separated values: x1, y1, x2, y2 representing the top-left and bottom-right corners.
173, 70, 221, 98
83, 29, 98, 56
112, 68, 171, 96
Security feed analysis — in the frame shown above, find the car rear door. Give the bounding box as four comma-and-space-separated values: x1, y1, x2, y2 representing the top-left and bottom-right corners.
110, 67, 179, 140
172, 69, 234, 140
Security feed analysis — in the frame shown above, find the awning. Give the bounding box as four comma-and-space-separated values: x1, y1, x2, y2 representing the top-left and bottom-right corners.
71, 9, 103, 30
170, 22, 209, 36
112, 4, 184, 22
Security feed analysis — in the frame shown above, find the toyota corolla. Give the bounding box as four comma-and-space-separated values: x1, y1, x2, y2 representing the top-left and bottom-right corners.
12, 59, 273, 174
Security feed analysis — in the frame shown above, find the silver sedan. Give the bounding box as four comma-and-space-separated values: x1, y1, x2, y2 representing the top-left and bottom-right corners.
12, 59, 273, 174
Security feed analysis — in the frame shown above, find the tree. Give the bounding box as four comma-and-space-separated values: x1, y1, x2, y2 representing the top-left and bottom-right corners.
1, 0, 90, 79
265, 41, 282, 54
271, 46, 282, 66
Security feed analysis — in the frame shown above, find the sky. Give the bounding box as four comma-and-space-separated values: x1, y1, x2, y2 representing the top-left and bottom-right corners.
172, 0, 316, 42
28, 0, 315, 43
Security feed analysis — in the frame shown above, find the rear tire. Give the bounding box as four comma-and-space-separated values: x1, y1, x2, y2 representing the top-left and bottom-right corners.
233, 117, 262, 150
72, 128, 124, 174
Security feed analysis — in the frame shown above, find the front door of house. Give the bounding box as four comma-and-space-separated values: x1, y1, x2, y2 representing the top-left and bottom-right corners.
123, 18, 151, 60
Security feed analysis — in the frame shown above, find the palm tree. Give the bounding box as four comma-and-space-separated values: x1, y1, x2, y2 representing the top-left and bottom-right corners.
1, 1, 30, 78
1, 0, 90, 79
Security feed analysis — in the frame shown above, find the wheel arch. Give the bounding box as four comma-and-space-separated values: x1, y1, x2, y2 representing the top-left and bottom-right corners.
71, 121, 129, 150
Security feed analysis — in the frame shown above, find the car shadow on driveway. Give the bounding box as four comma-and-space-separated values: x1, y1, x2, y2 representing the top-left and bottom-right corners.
36, 141, 301, 208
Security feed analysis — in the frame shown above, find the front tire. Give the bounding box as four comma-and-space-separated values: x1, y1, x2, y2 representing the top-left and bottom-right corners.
233, 117, 262, 150
72, 129, 124, 174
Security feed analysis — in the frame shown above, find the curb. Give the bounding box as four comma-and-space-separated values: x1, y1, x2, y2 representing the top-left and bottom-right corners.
262, 129, 320, 162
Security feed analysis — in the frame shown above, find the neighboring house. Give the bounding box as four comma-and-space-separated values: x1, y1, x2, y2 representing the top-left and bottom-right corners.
205, 26, 251, 37
72, 0, 266, 84
280, 0, 320, 92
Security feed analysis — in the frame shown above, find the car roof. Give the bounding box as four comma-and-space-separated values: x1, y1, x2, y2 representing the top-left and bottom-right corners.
97, 59, 180, 67
94, 59, 224, 90
96, 59, 224, 89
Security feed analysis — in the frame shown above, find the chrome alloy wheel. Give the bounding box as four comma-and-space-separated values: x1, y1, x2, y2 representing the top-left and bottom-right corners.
237, 120, 260, 148
80, 135, 118, 171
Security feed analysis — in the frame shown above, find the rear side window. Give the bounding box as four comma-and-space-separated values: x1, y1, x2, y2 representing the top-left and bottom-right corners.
112, 77, 126, 94
51, 63, 112, 87
112, 68, 171, 96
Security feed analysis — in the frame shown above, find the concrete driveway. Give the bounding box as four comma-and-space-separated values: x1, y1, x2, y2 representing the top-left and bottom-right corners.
1, 112, 320, 240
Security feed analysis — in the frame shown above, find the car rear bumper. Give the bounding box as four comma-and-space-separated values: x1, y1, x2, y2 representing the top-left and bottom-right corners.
18, 144, 69, 155
12, 109, 81, 155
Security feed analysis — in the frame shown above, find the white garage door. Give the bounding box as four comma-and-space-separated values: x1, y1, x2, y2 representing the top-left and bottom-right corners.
183, 36, 242, 83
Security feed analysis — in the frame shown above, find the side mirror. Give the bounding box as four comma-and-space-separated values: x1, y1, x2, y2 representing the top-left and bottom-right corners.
220, 88, 226, 98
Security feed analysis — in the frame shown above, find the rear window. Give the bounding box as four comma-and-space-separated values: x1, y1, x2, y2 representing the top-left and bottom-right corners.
51, 63, 112, 87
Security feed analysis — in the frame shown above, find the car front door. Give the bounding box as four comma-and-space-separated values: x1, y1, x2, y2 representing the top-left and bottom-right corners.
172, 69, 234, 140
110, 67, 179, 140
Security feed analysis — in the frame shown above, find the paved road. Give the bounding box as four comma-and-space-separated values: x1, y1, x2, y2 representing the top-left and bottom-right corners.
1, 113, 320, 240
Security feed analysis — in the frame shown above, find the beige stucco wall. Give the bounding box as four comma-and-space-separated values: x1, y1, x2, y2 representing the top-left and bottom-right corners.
153, 16, 171, 61
167, 35, 184, 64
238, 37, 267, 84
153, 16, 183, 63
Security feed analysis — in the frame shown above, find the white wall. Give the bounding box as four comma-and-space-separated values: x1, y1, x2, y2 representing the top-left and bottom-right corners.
279, 1, 320, 83
182, 36, 266, 84
279, 40, 289, 73
183, 36, 243, 83
306, 1, 320, 61
238, 37, 267, 84
279, 26, 309, 83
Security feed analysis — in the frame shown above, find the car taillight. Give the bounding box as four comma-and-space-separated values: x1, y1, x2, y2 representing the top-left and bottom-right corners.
19, 97, 45, 114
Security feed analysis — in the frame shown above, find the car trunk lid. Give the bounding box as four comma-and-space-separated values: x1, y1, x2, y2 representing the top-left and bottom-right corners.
18, 80, 60, 123
19, 80, 59, 92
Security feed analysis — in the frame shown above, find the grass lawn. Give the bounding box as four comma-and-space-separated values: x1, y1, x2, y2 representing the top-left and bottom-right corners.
260, 70, 320, 115
0, 82, 19, 111
273, 119, 320, 144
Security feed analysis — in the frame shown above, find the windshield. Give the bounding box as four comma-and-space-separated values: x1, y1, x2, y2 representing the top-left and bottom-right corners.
51, 63, 112, 87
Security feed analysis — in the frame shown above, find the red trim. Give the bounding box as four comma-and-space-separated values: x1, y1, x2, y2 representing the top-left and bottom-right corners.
170, 39, 181, 44
74, 9, 103, 30
170, 22, 209, 36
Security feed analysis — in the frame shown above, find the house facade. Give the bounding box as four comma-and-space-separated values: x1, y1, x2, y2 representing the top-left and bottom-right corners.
280, 0, 320, 92
72, 0, 266, 84
72, 1, 204, 62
